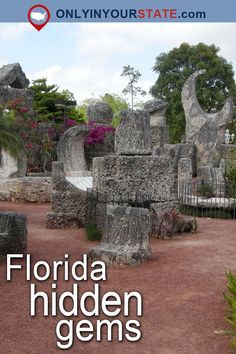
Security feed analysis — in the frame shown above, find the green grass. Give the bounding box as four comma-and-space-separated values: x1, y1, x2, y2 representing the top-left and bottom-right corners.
85, 223, 102, 241
224, 271, 236, 352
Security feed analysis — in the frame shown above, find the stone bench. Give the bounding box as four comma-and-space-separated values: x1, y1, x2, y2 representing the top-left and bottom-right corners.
0, 212, 27, 259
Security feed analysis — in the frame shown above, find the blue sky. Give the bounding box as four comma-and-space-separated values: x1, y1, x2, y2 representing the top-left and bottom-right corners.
0, 23, 236, 104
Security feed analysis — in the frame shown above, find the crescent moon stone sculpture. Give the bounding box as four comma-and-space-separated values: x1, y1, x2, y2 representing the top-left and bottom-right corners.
182, 69, 233, 168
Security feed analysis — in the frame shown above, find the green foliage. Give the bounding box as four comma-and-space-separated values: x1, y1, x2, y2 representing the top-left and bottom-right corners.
76, 94, 128, 127
85, 223, 102, 241
121, 65, 146, 109
150, 43, 236, 143
225, 149, 236, 197
0, 107, 25, 158
30, 78, 86, 123
197, 183, 213, 198
226, 120, 236, 142
224, 271, 236, 351
101, 93, 128, 127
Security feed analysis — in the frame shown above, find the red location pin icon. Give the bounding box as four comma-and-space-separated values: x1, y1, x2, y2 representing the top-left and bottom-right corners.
28, 4, 50, 31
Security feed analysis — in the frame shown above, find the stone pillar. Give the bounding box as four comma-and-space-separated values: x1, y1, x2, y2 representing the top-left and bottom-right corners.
178, 158, 193, 197
89, 205, 151, 266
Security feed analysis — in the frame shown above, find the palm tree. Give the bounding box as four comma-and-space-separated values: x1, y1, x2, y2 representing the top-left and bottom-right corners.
0, 109, 25, 158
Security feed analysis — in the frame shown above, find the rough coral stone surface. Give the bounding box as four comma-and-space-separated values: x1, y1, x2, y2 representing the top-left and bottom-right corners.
182, 70, 233, 167
57, 125, 90, 175
93, 155, 177, 203
115, 109, 151, 155
0, 212, 27, 259
89, 205, 151, 266
0, 177, 51, 203
155, 143, 197, 176
0, 63, 29, 88
87, 101, 113, 124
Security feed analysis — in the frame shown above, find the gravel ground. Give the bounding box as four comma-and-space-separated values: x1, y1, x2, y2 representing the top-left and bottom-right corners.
0, 201, 235, 354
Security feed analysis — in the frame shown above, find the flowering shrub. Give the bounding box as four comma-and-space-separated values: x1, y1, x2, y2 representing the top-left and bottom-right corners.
151, 209, 197, 239
85, 123, 115, 146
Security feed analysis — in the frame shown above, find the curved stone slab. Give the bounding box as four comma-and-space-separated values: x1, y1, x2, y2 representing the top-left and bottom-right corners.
57, 125, 90, 175
182, 70, 233, 167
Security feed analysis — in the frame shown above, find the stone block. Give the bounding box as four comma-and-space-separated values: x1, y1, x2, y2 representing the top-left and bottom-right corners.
89, 206, 151, 266
155, 143, 197, 176
115, 109, 151, 155
0, 212, 27, 259
0, 63, 29, 88
87, 101, 113, 125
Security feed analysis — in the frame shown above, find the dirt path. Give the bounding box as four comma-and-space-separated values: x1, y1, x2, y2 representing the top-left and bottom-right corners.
0, 201, 235, 354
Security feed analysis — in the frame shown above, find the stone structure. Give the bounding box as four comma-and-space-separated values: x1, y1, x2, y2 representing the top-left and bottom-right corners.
89, 109, 178, 265
47, 102, 116, 229
93, 155, 177, 204
87, 101, 113, 125
178, 158, 193, 197
0, 212, 27, 259
115, 109, 151, 155
144, 99, 169, 150
197, 166, 225, 197
85, 130, 115, 171
57, 125, 91, 176
46, 162, 88, 228
89, 205, 151, 266
0, 149, 27, 178
0, 177, 51, 203
0, 63, 33, 179
0, 63, 33, 109
0, 63, 29, 88
182, 69, 233, 168
154, 143, 197, 176
216, 144, 236, 165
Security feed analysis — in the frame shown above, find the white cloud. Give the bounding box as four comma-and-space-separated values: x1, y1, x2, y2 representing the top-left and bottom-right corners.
0, 24, 32, 40
29, 23, 236, 103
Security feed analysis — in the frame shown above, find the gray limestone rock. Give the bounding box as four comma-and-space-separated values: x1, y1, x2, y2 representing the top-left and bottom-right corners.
87, 101, 113, 125
0, 63, 29, 88
144, 99, 167, 115
0, 149, 27, 179
0, 86, 34, 110
178, 158, 193, 197
93, 155, 177, 203
0, 212, 27, 259
197, 166, 226, 196
151, 126, 169, 149
155, 143, 197, 176
46, 161, 87, 229
144, 99, 167, 126
115, 109, 151, 155
57, 125, 90, 175
178, 158, 193, 181
182, 70, 233, 167
89, 205, 151, 266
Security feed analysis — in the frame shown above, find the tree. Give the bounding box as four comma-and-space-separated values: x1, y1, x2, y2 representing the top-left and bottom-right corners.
76, 94, 128, 126
150, 43, 236, 143
29, 78, 84, 123
101, 93, 128, 126
0, 108, 24, 158
121, 65, 146, 109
